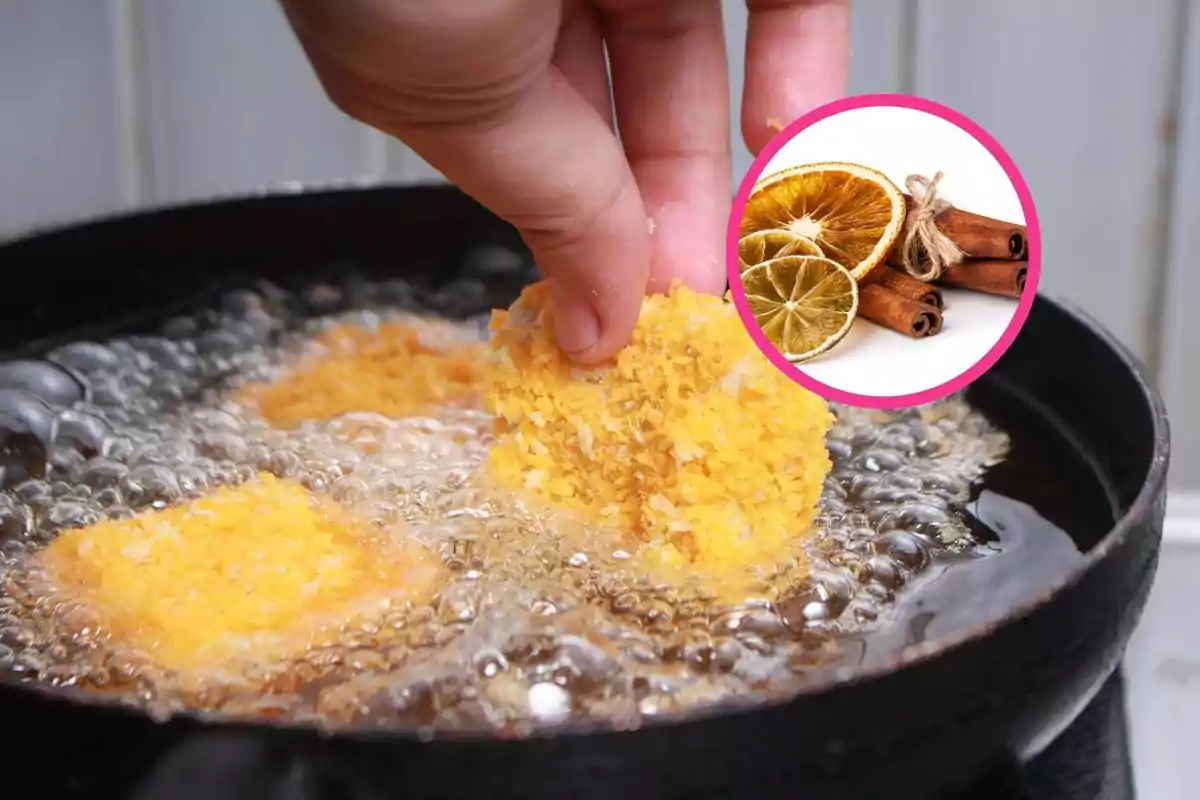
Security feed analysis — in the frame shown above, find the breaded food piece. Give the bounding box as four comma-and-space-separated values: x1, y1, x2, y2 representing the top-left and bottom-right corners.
485, 282, 833, 576
243, 320, 492, 427
37, 473, 441, 677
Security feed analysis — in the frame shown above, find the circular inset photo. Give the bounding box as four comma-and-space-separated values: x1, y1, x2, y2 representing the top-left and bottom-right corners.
728, 94, 1040, 408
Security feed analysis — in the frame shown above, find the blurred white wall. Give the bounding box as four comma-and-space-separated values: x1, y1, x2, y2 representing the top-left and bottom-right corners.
0, 3, 1198, 795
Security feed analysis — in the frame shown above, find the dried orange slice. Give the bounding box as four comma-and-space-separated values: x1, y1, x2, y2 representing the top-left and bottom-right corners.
738, 229, 823, 272
742, 162, 905, 282
741, 255, 858, 363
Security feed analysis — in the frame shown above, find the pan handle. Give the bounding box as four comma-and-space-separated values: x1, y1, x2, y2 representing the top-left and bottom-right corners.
949, 670, 1135, 800
945, 760, 1034, 800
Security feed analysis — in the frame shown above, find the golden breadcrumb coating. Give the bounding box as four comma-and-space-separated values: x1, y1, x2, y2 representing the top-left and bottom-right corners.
38, 474, 440, 677
485, 282, 833, 579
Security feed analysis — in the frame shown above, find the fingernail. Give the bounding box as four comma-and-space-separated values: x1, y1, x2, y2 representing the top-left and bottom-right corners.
551, 292, 601, 356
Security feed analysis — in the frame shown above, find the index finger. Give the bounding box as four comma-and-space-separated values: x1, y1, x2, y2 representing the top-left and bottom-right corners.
741, 0, 851, 155
600, 0, 732, 298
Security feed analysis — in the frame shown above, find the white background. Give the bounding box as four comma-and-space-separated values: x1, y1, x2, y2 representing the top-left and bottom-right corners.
757, 105, 1027, 399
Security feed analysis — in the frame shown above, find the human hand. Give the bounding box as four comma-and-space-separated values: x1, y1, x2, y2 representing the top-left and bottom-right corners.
281, 0, 850, 363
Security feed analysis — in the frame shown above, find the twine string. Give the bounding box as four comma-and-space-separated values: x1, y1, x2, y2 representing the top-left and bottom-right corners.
899, 171, 963, 281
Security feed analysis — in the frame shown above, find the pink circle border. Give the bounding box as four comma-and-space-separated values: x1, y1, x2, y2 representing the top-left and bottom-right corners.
727, 93, 1042, 409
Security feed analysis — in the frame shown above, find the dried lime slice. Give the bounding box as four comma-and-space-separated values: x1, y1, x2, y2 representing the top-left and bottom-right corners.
738, 229, 823, 272
741, 255, 859, 362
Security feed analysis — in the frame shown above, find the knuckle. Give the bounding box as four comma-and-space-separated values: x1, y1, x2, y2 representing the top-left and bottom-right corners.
290, 0, 557, 130
518, 179, 630, 259
320, 80, 371, 122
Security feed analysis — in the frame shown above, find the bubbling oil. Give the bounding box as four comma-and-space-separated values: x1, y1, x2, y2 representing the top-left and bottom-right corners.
0, 274, 1010, 733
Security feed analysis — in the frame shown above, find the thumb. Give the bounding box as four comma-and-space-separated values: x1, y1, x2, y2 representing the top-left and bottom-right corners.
401, 72, 651, 364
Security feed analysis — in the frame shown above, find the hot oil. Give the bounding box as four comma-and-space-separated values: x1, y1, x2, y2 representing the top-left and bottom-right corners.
845, 386, 1116, 670
0, 272, 1104, 734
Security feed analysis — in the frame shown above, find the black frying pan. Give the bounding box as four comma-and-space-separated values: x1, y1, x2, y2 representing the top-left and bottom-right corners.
0, 186, 1169, 800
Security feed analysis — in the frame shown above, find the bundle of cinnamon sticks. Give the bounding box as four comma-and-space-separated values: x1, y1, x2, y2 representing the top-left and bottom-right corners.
858, 199, 1029, 339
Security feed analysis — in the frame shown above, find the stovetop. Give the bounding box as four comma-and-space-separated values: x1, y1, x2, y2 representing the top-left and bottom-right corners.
0, 673, 1134, 799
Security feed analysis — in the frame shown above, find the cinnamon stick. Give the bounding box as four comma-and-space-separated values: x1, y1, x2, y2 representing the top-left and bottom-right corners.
859, 284, 943, 339
900, 195, 1028, 260
938, 259, 1027, 299
866, 266, 943, 310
